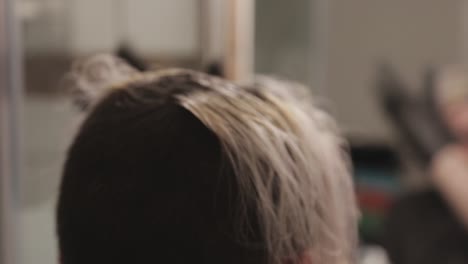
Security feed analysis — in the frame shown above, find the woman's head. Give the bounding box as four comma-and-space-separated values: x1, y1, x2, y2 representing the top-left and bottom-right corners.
57, 55, 358, 264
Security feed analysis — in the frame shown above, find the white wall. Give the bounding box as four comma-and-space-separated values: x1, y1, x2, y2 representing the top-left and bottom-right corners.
68, 0, 199, 56
67, 0, 115, 54
23, 0, 200, 57
124, 0, 199, 57
323, 0, 462, 140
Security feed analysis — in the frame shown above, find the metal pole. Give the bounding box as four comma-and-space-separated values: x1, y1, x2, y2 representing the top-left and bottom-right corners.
0, 0, 22, 262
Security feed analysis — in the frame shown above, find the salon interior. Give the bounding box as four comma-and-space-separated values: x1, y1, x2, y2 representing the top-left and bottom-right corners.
1, 0, 468, 264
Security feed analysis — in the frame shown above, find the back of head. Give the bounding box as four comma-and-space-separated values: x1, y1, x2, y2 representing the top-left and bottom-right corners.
58, 55, 358, 264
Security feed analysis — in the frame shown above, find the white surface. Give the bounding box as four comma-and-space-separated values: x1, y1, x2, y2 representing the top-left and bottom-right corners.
360, 246, 391, 264
19, 96, 78, 264
68, 0, 199, 56
23, 0, 200, 56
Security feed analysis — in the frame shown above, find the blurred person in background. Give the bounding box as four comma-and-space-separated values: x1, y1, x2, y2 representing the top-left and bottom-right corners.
431, 66, 468, 230
383, 65, 468, 264
56, 54, 358, 264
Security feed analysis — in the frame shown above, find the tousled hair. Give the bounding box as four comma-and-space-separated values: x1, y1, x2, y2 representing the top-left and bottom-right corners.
58, 54, 358, 264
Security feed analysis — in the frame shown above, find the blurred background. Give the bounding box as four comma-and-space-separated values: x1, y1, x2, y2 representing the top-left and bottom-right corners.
2, 0, 468, 264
